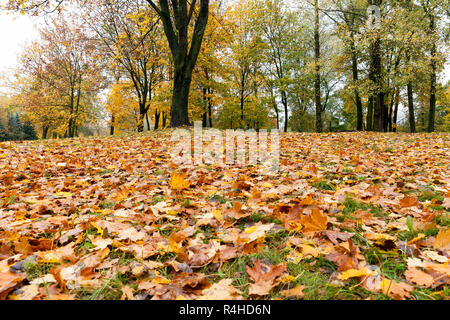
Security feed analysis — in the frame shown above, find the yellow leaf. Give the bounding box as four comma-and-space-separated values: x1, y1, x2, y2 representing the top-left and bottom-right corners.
433, 229, 450, 251
338, 267, 376, 280
212, 209, 224, 221
169, 171, 190, 190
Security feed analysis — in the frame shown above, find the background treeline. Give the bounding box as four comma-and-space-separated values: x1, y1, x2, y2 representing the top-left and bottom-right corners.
0, 98, 38, 141
1, 0, 449, 140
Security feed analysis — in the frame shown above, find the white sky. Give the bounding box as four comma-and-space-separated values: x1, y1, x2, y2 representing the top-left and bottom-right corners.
0, 10, 44, 94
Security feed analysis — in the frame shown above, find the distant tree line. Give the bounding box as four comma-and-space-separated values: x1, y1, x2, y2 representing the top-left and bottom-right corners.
0, 113, 38, 142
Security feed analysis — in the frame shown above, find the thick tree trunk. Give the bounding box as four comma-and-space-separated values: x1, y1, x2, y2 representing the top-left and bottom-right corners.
137, 110, 145, 132
202, 113, 207, 127
372, 38, 384, 132
170, 69, 192, 127
368, 0, 385, 132
350, 36, 363, 131
42, 126, 49, 139
147, 0, 209, 128
154, 110, 160, 130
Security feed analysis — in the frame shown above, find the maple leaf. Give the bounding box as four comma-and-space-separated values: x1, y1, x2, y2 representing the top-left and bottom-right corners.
299, 209, 328, 232
197, 279, 243, 300
169, 171, 190, 190
404, 267, 434, 287
379, 279, 414, 300
399, 195, 419, 208
0, 272, 25, 300
433, 229, 450, 252
246, 260, 286, 296
280, 285, 305, 299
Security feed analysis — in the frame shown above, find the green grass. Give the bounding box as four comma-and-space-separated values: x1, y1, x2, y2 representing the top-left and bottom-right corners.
312, 180, 336, 191
341, 195, 384, 218
23, 260, 59, 281
99, 200, 115, 209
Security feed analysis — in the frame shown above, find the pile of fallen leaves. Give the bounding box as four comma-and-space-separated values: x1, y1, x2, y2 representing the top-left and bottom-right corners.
0, 131, 449, 300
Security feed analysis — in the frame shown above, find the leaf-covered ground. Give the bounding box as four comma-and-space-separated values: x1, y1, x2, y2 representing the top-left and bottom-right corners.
0, 131, 449, 300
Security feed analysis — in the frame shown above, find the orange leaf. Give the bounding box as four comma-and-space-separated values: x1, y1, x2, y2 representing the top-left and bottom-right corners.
300, 209, 328, 232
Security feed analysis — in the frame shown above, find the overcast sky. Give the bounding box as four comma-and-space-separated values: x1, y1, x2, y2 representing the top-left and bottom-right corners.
0, 6, 448, 96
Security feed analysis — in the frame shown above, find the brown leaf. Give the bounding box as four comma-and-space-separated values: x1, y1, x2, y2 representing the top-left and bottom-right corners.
404, 267, 434, 287
246, 260, 286, 296
0, 271, 25, 300
197, 279, 243, 300
399, 195, 419, 208
280, 285, 305, 299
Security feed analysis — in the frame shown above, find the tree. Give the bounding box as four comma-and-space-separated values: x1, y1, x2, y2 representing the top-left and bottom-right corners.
146, 0, 210, 127
17, 15, 104, 138
84, 0, 166, 132
22, 120, 39, 140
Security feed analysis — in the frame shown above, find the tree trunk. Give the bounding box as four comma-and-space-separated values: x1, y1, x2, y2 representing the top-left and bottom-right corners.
208, 88, 213, 127
366, 96, 374, 131
154, 110, 160, 130
392, 87, 399, 132
314, 0, 322, 133
170, 68, 192, 127
162, 111, 167, 128
147, 0, 209, 128
145, 112, 151, 131
110, 115, 115, 135
42, 126, 49, 139
281, 91, 288, 132
407, 81, 416, 133
350, 35, 363, 131
428, 16, 436, 132
368, 0, 384, 132
138, 109, 145, 132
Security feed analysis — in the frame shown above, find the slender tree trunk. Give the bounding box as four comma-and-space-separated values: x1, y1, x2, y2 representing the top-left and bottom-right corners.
314, 0, 322, 133
428, 16, 437, 132
407, 81, 416, 133
366, 96, 374, 131
110, 115, 115, 135
388, 89, 395, 132
274, 102, 279, 130
162, 111, 167, 128
145, 112, 151, 131
281, 91, 288, 132
208, 94, 213, 128
240, 86, 245, 124
392, 87, 399, 132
